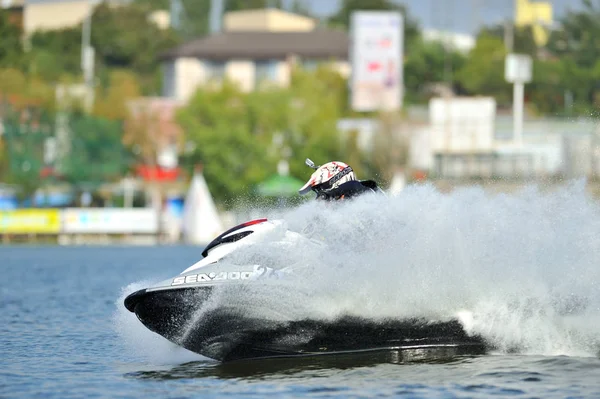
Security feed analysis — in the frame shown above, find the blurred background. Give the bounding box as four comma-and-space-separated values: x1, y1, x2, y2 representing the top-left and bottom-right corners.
0, 0, 599, 245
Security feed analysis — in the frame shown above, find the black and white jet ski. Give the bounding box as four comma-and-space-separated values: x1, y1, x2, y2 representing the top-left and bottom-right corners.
124, 218, 487, 362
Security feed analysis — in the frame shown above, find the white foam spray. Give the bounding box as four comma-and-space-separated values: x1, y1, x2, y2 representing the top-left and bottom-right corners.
116, 180, 600, 360
214, 181, 600, 357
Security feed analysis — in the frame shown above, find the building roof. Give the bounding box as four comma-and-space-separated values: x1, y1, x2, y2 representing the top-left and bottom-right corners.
161, 30, 349, 61
224, 8, 316, 32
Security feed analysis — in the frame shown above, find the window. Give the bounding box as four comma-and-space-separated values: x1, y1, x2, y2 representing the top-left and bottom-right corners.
301, 59, 320, 71
162, 61, 175, 98
204, 60, 225, 82
254, 60, 277, 87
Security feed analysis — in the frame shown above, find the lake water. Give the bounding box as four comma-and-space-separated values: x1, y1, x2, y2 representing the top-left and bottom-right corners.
2, 184, 600, 398
1, 245, 598, 399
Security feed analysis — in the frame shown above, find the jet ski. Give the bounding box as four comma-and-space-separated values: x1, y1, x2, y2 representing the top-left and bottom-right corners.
124, 218, 487, 362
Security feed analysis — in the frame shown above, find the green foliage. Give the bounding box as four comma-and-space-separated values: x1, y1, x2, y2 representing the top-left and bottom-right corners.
282, 67, 349, 178
177, 67, 362, 207
134, 0, 286, 40
527, 59, 566, 115
547, 0, 600, 69
404, 38, 466, 103
90, 3, 179, 93
540, 0, 600, 113
455, 34, 510, 104
0, 10, 24, 69
0, 69, 55, 110
0, 102, 131, 189
225, 0, 271, 11
133, 0, 169, 10
27, 3, 179, 94
177, 82, 274, 206
478, 24, 538, 55
0, 138, 7, 181
29, 28, 82, 81
289, 0, 314, 17
61, 114, 132, 185
0, 106, 53, 196
93, 70, 141, 120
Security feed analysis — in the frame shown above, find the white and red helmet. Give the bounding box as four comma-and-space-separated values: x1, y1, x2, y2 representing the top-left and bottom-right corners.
299, 160, 356, 195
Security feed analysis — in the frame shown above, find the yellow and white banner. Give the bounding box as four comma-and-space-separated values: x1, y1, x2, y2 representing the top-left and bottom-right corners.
0, 209, 61, 234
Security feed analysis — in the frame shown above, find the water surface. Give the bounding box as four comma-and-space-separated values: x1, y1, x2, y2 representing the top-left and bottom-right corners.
2, 245, 599, 399
3, 184, 600, 398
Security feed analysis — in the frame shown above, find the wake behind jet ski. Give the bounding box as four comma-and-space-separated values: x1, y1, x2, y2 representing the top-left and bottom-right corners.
124, 160, 487, 362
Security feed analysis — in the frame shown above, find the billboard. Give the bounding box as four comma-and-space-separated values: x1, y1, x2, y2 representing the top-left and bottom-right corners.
62, 208, 158, 234
0, 209, 61, 234
505, 53, 533, 83
350, 11, 404, 112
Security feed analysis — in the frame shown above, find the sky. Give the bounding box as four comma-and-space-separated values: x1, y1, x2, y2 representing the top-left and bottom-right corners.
290, 0, 586, 34
21, 0, 588, 36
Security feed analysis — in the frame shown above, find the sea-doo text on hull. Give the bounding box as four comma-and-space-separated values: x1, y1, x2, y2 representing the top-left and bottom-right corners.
124, 218, 487, 362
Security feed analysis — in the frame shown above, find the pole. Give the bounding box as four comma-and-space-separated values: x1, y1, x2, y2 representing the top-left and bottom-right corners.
81, 0, 94, 111
504, 19, 514, 52
81, 1, 90, 72
209, 0, 224, 34
170, 0, 182, 30
513, 81, 524, 148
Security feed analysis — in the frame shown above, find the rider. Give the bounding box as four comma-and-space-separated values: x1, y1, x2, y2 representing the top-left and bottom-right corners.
298, 159, 382, 201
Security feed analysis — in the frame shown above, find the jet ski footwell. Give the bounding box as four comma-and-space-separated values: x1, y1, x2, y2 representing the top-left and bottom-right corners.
125, 287, 486, 362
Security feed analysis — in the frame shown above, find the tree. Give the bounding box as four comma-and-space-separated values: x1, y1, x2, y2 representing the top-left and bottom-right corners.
404, 38, 466, 103
29, 27, 82, 81
136, 0, 290, 40
0, 137, 7, 182
290, 0, 314, 17
93, 70, 141, 120
0, 103, 53, 197
177, 81, 274, 206
123, 97, 183, 171
455, 34, 511, 104
90, 3, 179, 93
28, 3, 179, 94
543, 0, 600, 113
478, 24, 538, 56
0, 10, 24, 69
0, 69, 54, 110
61, 113, 132, 186
177, 67, 353, 207
547, 0, 600, 69
225, 0, 271, 11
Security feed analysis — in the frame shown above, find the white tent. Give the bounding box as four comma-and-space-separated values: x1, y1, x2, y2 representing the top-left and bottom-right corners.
182, 169, 223, 245
388, 170, 406, 196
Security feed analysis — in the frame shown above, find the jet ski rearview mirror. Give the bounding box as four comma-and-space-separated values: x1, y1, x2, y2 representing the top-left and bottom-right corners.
305, 158, 319, 170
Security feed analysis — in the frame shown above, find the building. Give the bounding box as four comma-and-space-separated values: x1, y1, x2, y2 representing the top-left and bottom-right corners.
515, 0, 553, 47
23, 0, 94, 35
223, 7, 316, 32
22, 0, 166, 36
161, 8, 350, 102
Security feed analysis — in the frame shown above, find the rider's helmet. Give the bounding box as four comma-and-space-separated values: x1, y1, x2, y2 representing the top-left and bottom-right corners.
298, 160, 356, 199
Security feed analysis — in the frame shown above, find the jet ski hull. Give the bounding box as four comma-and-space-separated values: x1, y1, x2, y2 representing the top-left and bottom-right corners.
125, 287, 487, 362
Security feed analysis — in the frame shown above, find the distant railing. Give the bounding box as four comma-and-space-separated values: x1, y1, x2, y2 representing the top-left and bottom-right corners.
433, 152, 542, 180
